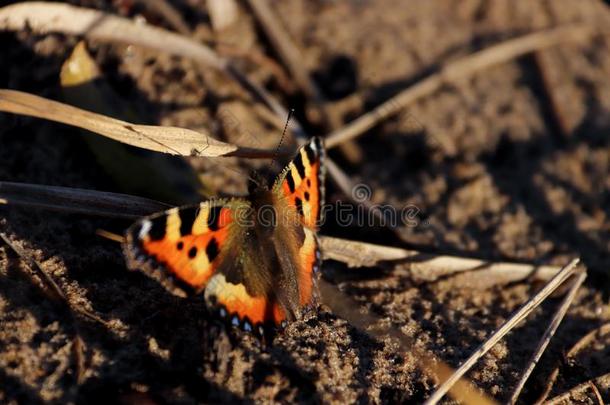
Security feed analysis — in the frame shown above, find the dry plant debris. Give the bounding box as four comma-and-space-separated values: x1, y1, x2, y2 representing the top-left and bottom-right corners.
1, 0, 610, 403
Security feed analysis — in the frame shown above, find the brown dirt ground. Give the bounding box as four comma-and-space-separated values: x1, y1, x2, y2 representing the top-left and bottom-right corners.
2, 0, 610, 403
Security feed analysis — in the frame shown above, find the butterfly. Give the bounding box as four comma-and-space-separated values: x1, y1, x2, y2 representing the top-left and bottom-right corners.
122, 137, 325, 337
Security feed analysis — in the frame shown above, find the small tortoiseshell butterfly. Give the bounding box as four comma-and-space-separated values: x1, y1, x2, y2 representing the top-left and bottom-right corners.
123, 137, 325, 337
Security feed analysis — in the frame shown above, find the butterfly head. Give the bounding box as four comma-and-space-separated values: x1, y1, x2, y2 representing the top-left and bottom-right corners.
247, 170, 269, 195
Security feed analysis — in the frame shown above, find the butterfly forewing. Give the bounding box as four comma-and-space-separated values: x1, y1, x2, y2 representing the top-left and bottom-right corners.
123, 199, 251, 297
272, 137, 326, 230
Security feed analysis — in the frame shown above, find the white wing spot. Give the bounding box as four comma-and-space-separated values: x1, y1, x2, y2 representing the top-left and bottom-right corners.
138, 220, 152, 240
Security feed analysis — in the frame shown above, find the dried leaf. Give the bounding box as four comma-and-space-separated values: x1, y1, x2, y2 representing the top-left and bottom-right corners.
0, 181, 169, 218
0, 89, 236, 157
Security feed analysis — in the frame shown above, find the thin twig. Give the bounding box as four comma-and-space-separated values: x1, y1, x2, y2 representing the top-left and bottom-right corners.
545, 374, 610, 405
216, 43, 296, 94
245, 0, 325, 106
0, 233, 108, 328
324, 24, 595, 149
535, 322, 610, 404
532, 50, 576, 138
507, 270, 587, 404
245, 0, 365, 161
589, 381, 605, 405
318, 279, 497, 405
95, 229, 126, 243
423, 258, 582, 405
0, 232, 67, 304
72, 335, 86, 384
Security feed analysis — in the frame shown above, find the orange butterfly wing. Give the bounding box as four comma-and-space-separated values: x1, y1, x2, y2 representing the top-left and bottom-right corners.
124, 198, 291, 335
272, 137, 326, 230
123, 199, 249, 297
272, 137, 325, 310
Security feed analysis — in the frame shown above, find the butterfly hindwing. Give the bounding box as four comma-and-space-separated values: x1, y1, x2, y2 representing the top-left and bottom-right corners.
272, 137, 325, 229
296, 227, 322, 307
123, 199, 250, 297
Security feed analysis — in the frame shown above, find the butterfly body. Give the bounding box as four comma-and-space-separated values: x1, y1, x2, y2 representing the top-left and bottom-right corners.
123, 137, 325, 336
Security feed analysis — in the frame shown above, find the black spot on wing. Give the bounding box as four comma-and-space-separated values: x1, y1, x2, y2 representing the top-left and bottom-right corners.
304, 191, 310, 201
295, 197, 304, 217
188, 246, 198, 259
179, 208, 198, 236
286, 172, 296, 193
148, 216, 167, 241
207, 206, 223, 231
293, 152, 306, 179
206, 237, 219, 262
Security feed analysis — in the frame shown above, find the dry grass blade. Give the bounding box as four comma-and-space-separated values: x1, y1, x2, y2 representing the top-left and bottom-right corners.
318, 279, 497, 405
0, 89, 241, 157
0, 181, 169, 219
423, 258, 582, 405
207, 0, 239, 31
324, 24, 595, 149
535, 322, 610, 404
546, 375, 610, 405
0, 2, 225, 69
507, 270, 587, 404
319, 235, 563, 284
72, 335, 86, 384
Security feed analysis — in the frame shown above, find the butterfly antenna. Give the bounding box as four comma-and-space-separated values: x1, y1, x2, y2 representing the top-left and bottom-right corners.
268, 108, 294, 171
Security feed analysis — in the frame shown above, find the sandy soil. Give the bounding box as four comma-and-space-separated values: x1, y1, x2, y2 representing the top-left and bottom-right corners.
1, 0, 610, 403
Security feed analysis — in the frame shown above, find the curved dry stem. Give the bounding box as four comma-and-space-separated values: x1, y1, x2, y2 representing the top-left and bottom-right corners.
319, 235, 563, 285
546, 374, 610, 405
0, 2, 225, 69
324, 24, 595, 149
535, 322, 610, 404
